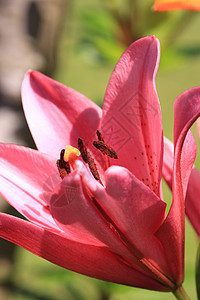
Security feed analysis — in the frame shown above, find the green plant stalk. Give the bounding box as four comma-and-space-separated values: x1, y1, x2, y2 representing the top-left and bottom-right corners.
172, 286, 191, 300
196, 242, 200, 300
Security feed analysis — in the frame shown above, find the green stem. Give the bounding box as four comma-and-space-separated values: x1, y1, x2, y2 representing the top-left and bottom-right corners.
172, 286, 191, 300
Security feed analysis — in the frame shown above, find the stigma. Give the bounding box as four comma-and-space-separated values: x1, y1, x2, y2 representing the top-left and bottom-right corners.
63, 145, 80, 166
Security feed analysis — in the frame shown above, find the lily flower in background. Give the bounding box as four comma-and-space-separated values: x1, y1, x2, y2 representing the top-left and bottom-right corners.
153, 0, 200, 11
0, 36, 199, 298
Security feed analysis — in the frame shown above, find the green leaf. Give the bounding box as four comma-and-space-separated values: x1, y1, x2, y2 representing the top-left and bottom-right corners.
196, 242, 200, 300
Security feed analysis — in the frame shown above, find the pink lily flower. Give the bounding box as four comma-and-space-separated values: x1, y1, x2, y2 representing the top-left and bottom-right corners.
0, 36, 200, 295
153, 0, 200, 11
164, 115, 200, 237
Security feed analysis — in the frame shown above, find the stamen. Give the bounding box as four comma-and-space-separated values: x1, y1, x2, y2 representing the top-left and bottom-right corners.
78, 138, 102, 182
58, 158, 65, 169
60, 149, 65, 160
64, 161, 71, 174
96, 130, 105, 142
57, 166, 68, 179
87, 152, 100, 181
93, 141, 118, 159
78, 138, 88, 163
57, 139, 103, 183
57, 151, 71, 179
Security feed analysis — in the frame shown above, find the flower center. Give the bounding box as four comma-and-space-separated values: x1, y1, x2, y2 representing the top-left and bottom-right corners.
57, 130, 118, 181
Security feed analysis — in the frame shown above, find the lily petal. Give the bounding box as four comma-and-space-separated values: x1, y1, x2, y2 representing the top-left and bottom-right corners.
0, 143, 60, 231
163, 137, 174, 190
153, 0, 200, 11
0, 213, 169, 291
0, 143, 167, 282
22, 71, 102, 158
86, 165, 173, 280
0, 143, 131, 256
163, 137, 200, 237
156, 87, 200, 284
186, 168, 200, 236
47, 170, 134, 249
47, 168, 161, 275
101, 36, 163, 196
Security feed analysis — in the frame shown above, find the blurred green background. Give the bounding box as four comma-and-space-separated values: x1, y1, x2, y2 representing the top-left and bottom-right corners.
1, 0, 200, 299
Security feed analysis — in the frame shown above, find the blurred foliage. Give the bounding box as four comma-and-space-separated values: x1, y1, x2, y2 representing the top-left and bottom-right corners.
76, 0, 199, 65
78, 8, 125, 64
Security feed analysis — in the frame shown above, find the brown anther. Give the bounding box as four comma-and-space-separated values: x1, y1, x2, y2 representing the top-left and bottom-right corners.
60, 149, 65, 160
93, 140, 118, 159
57, 159, 66, 169
64, 161, 71, 174
96, 130, 105, 142
57, 160, 71, 179
78, 138, 88, 163
87, 152, 100, 181
57, 150, 71, 179
57, 167, 68, 179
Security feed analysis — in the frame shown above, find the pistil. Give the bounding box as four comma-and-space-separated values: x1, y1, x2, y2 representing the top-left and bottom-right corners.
63, 145, 80, 168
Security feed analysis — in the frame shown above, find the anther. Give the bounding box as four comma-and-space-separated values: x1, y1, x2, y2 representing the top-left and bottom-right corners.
87, 152, 100, 181
60, 149, 65, 160
78, 138, 101, 182
64, 161, 71, 174
57, 165, 68, 179
96, 130, 105, 142
57, 158, 65, 169
93, 140, 118, 159
57, 149, 71, 179
57, 160, 71, 179
78, 138, 88, 163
